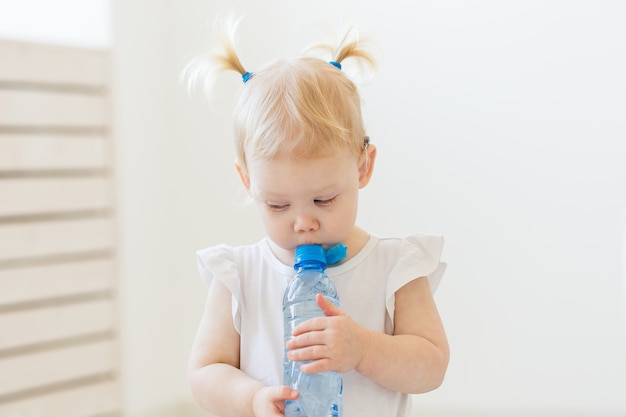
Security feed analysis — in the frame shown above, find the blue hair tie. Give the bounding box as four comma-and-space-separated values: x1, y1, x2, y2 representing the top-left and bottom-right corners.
242, 71, 253, 84
329, 61, 342, 70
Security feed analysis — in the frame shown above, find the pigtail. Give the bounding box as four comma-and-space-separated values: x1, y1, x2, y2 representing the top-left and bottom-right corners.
333, 27, 376, 68
306, 26, 376, 73
181, 14, 250, 97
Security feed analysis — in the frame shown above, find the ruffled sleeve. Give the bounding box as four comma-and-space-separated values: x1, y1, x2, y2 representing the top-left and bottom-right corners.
196, 244, 242, 333
385, 234, 446, 322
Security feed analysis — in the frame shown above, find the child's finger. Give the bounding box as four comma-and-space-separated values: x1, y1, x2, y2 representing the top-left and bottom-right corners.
272, 385, 299, 401
316, 293, 343, 317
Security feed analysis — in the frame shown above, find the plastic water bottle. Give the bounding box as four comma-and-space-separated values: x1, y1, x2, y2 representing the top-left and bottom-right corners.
283, 244, 343, 417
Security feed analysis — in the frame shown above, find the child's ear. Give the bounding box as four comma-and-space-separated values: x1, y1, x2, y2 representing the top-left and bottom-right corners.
358, 144, 377, 188
235, 160, 251, 191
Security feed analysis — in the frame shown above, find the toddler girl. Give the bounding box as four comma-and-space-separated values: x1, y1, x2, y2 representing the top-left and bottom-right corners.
184, 16, 449, 417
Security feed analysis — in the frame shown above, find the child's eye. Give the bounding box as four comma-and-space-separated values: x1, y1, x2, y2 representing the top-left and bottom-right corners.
314, 196, 337, 207
266, 202, 289, 212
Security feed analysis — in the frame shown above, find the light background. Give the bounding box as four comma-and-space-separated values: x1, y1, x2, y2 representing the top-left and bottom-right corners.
1, 0, 625, 416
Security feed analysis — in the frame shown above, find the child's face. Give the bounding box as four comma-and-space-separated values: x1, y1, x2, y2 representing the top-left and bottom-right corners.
242, 150, 365, 263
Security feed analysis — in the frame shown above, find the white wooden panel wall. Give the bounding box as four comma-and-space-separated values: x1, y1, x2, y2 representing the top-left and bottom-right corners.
0, 40, 120, 417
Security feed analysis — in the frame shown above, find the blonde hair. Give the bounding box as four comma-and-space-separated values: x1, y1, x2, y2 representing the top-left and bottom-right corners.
182, 16, 376, 170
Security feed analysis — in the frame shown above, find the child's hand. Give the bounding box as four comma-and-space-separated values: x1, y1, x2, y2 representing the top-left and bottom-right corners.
252, 385, 299, 417
286, 293, 370, 374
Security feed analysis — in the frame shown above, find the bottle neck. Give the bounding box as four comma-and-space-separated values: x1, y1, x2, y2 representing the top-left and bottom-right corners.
295, 259, 326, 272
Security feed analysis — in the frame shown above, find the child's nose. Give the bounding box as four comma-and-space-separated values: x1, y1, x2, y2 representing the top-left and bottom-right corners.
294, 213, 319, 232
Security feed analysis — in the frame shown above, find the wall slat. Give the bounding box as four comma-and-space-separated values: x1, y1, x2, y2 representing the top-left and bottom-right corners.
0, 381, 119, 417
0, 259, 113, 306
0, 90, 106, 127
0, 300, 113, 351
0, 177, 111, 217
0, 38, 119, 416
0, 39, 108, 86
0, 218, 114, 261
0, 134, 108, 171
0, 341, 115, 398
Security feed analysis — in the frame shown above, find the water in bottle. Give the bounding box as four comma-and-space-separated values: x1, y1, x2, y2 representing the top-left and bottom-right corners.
283, 244, 343, 417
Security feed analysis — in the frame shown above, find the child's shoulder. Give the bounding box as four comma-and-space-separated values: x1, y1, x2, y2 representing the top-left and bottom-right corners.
197, 238, 267, 258
196, 237, 292, 278
340, 233, 444, 270
196, 238, 276, 288
373, 233, 444, 255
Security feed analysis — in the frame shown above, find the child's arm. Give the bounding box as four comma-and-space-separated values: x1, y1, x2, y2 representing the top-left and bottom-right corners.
189, 279, 298, 416
286, 277, 449, 393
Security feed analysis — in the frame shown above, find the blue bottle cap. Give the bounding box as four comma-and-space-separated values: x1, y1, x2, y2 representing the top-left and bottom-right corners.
325, 243, 347, 265
294, 244, 327, 269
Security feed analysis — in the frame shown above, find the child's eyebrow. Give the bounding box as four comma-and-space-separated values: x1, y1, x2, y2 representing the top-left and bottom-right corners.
258, 183, 341, 200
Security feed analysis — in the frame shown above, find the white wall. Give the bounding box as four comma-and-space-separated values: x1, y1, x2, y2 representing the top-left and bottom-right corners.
3, 0, 625, 416
151, 1, 626, 415
0, 0, 111, 47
